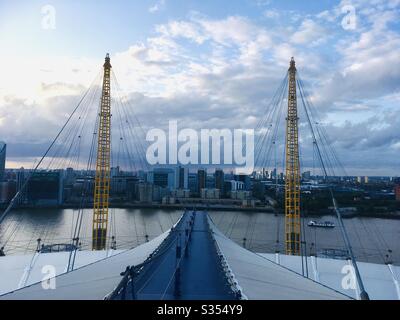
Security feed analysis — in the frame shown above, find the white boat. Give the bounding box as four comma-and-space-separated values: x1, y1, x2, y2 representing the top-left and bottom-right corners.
308, 220, 335, 228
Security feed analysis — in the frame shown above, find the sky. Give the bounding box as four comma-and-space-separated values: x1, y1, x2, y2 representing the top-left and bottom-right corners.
0, 0, 399, 175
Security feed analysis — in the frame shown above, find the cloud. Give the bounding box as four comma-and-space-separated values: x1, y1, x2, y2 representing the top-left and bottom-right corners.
156, 20, 207, 44
1, 2, 400, 174
290, 19, 326, 45
149, 0, 165, 13
263, 9, 280, 19
311, 8, 400, 108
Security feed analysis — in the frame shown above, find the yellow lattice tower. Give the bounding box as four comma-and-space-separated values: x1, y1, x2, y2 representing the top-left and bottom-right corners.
92, 54, 112, 250
285, 57, 301, 255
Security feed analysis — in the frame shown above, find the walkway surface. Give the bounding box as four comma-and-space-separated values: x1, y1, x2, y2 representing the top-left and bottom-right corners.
111, 211, 239, 300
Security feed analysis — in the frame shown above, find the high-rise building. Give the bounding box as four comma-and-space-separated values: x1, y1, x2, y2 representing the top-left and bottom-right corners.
147, 168, 175, 189
110, 166, 120, 177
0, 181, 16, 204
234, 173, 251, 191
356, 176, 368, 184
26, 171, 63, 205
262, 168, 269, 179
0, 142, 6, 181
137, 183, 153, 203
175, 166, 188, 189
214, 169, 225, 192
395, 185, 400, 202
65, 167, 75, 185
188, 173, 197, 194
197, 169, 206, 193
16, 167, 26, 204
394, 178, 400, 202
302, 171, 311, 180
200, 188, 220, 199
271, 168, 277, 180
206, 174, 215, 189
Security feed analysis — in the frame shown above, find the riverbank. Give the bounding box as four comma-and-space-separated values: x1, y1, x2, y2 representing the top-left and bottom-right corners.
2, 202, 400, 219
4, 202, 275, 213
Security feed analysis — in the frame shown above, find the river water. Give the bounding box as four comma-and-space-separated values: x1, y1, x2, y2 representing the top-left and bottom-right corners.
0, 208, 398, 265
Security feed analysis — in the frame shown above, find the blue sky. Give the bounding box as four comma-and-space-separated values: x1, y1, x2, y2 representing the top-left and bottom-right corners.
0, 0, 399, 175
0, 0, 342, 58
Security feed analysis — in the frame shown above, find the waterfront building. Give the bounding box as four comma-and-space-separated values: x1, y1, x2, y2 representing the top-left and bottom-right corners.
137, 183, 153, 203
110, 166, 120, 178
188, 172, 197, 194
230, 190, 251, 200
26, 171, 63, 205
147, 168, 175, 189
302, 171, 311, 180
271, 168, 277, 179
200, 188, 220, 199
71, 177, 94, 200
110, 175, 139, 198
64, 167, 75, 185
206, 174, 215, 189
214, 169, 225, 194
170, 189, 190, 198
138, 170, 146, 181
0, 142, 6, 181
262, 168, 268, 179
152, 185, 169, 202
197, 169, 206, 193
16, 167, 26, 204
0, 181, 16, 204
174, 166, 188, 189
395, 178, 400, 202
234, 174, 251, 190
225, 180, 245, 192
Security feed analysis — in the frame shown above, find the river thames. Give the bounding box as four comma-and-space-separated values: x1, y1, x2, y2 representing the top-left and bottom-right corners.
0, 208, 398, 265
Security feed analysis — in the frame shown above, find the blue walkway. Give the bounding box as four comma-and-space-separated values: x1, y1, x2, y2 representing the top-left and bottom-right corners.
110, 211, 239, 300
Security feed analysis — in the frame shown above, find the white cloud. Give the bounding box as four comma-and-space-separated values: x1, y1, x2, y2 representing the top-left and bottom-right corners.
149, 0, 165, 13
290, 19, 326, 45
156, 20, 207, 44
1, 3, 400, 173
263, 9, 280, 19
197, 16, 264, 46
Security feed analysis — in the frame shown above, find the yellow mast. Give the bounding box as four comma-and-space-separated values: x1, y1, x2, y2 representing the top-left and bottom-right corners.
285, 57, 301, 255
92, 54, 112, 250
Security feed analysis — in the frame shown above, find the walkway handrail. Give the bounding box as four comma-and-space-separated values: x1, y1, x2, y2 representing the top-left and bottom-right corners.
206, 216, 244, 300
105, 211, 194, 300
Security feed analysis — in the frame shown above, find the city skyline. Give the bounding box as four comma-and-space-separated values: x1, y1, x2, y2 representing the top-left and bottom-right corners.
0, 0, 399, 175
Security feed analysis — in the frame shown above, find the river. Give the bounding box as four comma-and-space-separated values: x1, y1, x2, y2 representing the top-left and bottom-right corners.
0, 208, 398, 265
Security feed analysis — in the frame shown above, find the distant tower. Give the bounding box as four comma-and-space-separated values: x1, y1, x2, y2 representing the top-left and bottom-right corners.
16, 167, 26, 204
0, 142, 6, 181
197, 169, 206, 193
92, 54, 112, 250
214, 169, 225, 193
284, 58, 301, 255
394, 178, 400, 202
